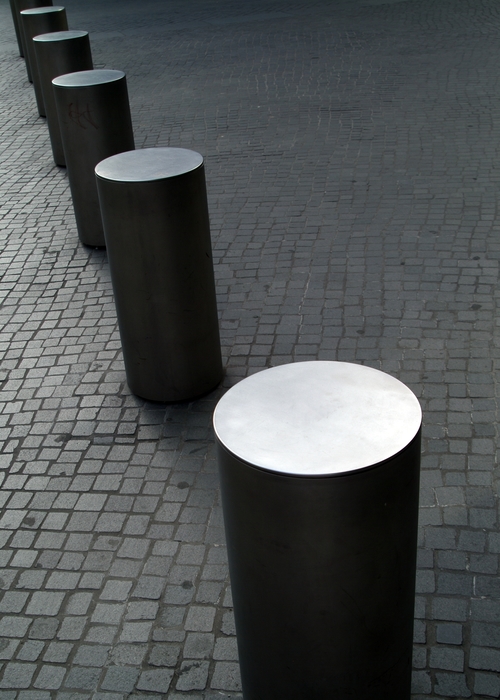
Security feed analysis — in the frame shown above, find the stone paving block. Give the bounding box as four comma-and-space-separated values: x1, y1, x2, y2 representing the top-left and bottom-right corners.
29, 619, 59, 640
430, 647, 464, 672
220, 611, 236, 637
57, 552, 84, 570
0, 617, 32, 638
147, 643, 180, 668
470, 647, 500, 673
65, 592, 92, 616
0, 663, 37, 689
33, 665, 66, 690
213, 637, 239, 661
474, 672, 500, 698
176, 660, 210, 691
123, 515, 150, 535
46, 572, 81, 590
100, 581, 132, 602
0, 591, 29, 613
413, 620, 426, 645
471, 599, 500, 623
64, 667, 101, 690
470, 553, 498, 574
131, 576, 165, 600
108, 560, 142, 580
15, 641, 44, 663
126, 601, 159, 620
91, 604, 125, 626
434, 672, 472, 697
117, 538, 149, 560
85, 627, 118, 645
100, 666, 140, 693
0, 640, 19, 661
26, 592, 65, 616
136, 668, 173, 693
73, 644, 110, 668
95, 513, 127, 533
57, 618, 87, 641
432, 597, 468, 623
82, 552, 114, 571
42, 642, 72, 664
119, 622, 153, 644
163, 584, 195, 606
472, 622, 500, 650
185, 606, 216, 633
210, 662, 242, 692
110, 645, 148, 667
183, 633, 215, 660
436, 623, 463, 646
195, 581, 224, 605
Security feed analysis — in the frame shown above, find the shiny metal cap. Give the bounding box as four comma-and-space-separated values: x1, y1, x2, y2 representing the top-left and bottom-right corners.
33, 30, 88, 43
52, 69, 125, 88
213, 361, 422, 476
20, 6, 65, 15
95, 147, 203, 183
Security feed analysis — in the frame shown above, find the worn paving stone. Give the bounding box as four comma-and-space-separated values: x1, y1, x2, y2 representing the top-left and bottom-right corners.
0, 0, 500, 697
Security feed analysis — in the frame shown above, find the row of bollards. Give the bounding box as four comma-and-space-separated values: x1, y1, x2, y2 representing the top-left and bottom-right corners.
8, 6, 422, 699
11, 0, 223, 405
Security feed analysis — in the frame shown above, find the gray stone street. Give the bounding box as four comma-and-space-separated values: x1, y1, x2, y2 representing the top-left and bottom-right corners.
1, 0, 500, 696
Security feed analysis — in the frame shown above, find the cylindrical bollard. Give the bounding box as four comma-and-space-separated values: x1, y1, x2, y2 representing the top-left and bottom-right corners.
20, 5, 67, 115
95, 147, 223, 402
53, 69, 135, 247
9, 0, 24, 57
213, 361, 422, 700
34, 31, 93, 166
13, 0, 53, 64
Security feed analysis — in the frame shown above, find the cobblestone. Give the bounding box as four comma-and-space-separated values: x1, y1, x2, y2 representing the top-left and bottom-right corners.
1, 0, 500, 696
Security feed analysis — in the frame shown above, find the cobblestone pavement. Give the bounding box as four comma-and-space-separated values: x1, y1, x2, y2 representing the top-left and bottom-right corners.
1, 0, 500, 697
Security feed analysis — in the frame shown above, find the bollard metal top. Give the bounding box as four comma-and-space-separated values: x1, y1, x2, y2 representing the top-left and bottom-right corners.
95, 147, 204, 183
52, 69, 125, 88
33, 30, 88, 43
213, 361, 422, 477
20, 6, 65, 15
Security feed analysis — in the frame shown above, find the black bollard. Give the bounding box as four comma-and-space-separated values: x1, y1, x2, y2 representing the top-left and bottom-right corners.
20, 5, 67, 115
214, 360, 422, 700
9, 0, 24, 57
95, 147, 223, 402
53, 69, 135, 247
13, 0, 53, 64
34, 30, 93, 165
